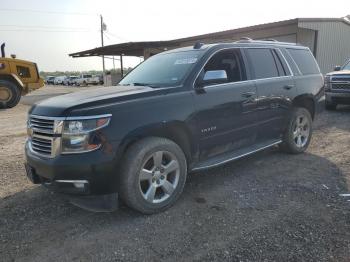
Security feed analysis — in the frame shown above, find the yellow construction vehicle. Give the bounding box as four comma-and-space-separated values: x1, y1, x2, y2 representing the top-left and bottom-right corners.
0, 43, 44, 108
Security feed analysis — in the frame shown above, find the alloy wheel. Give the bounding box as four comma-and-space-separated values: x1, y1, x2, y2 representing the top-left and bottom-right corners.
293, 114, 310, 148
139, 151, 180, 204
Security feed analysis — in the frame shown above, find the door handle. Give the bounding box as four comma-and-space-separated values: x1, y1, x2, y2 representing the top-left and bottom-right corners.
241, 91, 256, 98
283, 84, 295, 90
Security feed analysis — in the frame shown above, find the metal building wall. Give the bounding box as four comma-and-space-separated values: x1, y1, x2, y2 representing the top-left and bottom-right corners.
296, 28, 316, 54
177, 23, 299, 47
298, 21, 350, 74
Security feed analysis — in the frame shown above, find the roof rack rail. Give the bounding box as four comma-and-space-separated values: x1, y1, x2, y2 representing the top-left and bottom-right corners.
235, 37, 253, 43
263, 38, 278, 42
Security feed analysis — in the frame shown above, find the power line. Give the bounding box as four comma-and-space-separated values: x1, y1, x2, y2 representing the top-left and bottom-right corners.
0, 8, 98, 16
0, 24, 93, 31
0, 29, 96, 33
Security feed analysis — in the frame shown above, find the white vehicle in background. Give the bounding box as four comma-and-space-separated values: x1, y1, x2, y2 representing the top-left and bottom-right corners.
63, 76, 79, 86
53, 76, 67, 85
75, 74, 99, 86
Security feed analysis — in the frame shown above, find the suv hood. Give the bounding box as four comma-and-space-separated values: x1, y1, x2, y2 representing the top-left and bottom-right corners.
29, 85, 156, 116
326, 70, 350, 76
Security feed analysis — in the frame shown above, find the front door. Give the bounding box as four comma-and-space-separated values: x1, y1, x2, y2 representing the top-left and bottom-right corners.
192, 48, 258, 160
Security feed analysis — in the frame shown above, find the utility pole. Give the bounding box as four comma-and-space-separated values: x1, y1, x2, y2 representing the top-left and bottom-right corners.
100, 15, 106, 83
120, 54, 124, 77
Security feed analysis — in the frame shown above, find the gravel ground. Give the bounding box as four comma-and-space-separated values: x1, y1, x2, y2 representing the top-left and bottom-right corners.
0, 104, 350, 262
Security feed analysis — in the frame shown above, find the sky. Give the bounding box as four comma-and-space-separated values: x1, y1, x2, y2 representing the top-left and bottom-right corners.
0, 0, 349, 72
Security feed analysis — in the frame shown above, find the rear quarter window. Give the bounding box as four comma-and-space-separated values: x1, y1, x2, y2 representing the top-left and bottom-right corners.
287, 48, 320, 75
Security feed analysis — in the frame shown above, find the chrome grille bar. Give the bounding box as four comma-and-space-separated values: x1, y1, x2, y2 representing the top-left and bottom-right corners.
28, 115, 64, 158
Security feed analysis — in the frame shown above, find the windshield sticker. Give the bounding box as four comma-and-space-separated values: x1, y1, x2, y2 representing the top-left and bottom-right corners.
174, 57, 198, 65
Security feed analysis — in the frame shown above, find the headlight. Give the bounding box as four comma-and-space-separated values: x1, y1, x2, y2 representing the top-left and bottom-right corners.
324, 75, 331, 91
61, 115, 111, 154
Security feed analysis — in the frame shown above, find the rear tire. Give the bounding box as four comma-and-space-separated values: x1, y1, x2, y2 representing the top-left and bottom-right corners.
118, 137, 187, 214
279, 107, 312, 154
0, 80, 21, 109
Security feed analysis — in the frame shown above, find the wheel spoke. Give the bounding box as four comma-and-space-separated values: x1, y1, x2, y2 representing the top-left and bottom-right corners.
293, 129, 298, 138
297, 135, 302, 147
145, 185, 157, 202
140, 169, 153, 181
164, 160, 179, 175
161, 180, 175, 195
153, 151, 163, 168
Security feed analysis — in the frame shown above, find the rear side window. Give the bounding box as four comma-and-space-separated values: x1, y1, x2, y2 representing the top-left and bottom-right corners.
287, 48, 319, 75
245, 48, 279, 79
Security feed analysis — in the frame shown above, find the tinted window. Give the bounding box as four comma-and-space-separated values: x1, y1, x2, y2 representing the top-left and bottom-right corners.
246, 49, 279, 79
16, 66, 31, 78
202, 49, 246, 84
272, 50, 289, 76
281, 49, 301, 76
287, 48, 319, 75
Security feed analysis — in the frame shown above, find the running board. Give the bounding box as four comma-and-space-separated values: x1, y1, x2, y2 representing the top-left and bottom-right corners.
191, 140, 282, 171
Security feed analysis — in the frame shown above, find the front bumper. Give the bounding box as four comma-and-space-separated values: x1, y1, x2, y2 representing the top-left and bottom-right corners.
326, 91, 350, 105
25, 140, 121, 195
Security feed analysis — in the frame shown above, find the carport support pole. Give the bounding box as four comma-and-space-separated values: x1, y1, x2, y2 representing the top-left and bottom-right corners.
120, 55, 124, 77
100, 15, 106, 83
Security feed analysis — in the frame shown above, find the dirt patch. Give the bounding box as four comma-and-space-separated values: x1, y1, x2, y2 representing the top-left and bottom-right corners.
0, 105, 350, 262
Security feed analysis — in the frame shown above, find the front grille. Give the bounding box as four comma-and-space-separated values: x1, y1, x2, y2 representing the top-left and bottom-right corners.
331, 83, 350, 90
331, 76, 350, 82
28, 115, 63, 158
29, 116, 55, 133
31, 134, 53, 156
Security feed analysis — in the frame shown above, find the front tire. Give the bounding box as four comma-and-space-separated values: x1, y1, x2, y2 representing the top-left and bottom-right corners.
0, 80, 21, 109
280, 107, 312, 154
118, 137, 187, 214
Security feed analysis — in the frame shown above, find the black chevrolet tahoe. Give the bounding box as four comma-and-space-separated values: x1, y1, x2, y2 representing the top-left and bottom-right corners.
25, 40, 324, 214
324, 59, 350, 110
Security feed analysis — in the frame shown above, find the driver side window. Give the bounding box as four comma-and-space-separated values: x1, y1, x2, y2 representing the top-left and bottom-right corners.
201, 49, 246, 86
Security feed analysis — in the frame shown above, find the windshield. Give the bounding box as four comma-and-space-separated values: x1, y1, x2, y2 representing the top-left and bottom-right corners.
342, 60, 350, 70
119, 50, 204, 87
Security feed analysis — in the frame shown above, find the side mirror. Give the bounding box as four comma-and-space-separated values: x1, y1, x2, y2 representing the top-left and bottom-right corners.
198, 70, 228, 87
334, 66, 341, 71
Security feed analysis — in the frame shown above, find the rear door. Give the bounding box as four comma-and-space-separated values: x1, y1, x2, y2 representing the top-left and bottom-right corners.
244, 47, 296, 143
192, 48, 259, 160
